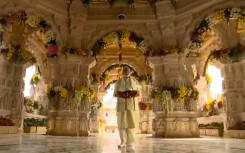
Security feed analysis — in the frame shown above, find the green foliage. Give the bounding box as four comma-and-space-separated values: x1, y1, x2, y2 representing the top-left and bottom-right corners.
24, 118, 47, 127
199, 122, 224, 129
24, 97, 43, 110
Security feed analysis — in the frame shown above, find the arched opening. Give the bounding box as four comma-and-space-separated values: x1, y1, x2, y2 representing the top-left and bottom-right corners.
0, 11, 58, 133
101, 83, 117, 133
23, 65, 37, 97
190, 7, 245, 133
89, 30, 154, 135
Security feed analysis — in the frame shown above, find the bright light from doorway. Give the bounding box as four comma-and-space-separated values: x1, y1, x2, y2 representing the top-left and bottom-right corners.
103, 84, 117, 109
23, 65, 36, 96
207, 65, 223, 99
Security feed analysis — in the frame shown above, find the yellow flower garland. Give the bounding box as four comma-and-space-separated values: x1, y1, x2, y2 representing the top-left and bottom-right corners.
213, 9, 226, 22
60, 87, 68, 98
178, 86, 188, 102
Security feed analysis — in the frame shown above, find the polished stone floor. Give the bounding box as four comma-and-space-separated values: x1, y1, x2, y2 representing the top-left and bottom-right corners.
0, 133, 245, 153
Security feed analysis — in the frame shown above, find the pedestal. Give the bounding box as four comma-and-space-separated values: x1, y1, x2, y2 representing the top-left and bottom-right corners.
91, 116, 99, 133
47, 110, 89, 136
153, 112, 199, 138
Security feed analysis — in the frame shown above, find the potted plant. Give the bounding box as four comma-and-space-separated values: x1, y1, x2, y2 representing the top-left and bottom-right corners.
0, 116, 17, 134
199, 122, 224, 137
24, 118, 47, 134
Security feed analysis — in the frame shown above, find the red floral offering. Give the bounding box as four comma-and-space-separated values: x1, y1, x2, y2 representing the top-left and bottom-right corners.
117, 90, 138, 99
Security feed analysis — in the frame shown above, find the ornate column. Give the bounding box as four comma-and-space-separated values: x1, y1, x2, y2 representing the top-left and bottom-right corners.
0, 57, 25, 133
155, 0, 177, 46
89, 84, 100, 133
221, 61, 245, 135
138, 81, 154, 134
149, 55, 199, 138
47, 55, 96, 136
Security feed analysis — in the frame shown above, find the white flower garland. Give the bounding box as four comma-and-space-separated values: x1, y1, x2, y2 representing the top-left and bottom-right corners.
26, 15, 40, 28
41, 30, 55, 43
161, 90, 173, 114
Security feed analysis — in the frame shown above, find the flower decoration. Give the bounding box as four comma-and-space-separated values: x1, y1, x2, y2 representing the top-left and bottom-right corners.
33, 101, 43, 110
60, 87, 68, 98
158, 46, 183, 56
205, 74, 212, 84
91, 100, 102, 110
137, 74, 153, 84
80, 86, 95, 99
0, 116, 14, 126
177, 86, 199, 103
203, 44, 245, 76
150, 86, 199, 111
153, 89, 172, 113
63, 46, 87, 56
139, 101, 153, 111
205, 98, 216, 111
47, 85, 95, 104
200, 98, 218, 117
25, 15, 41, 27
89, 72, 100, 85
24, 97, 43, 113
117, 90, 138, 99
0, 11, 58, 58
0, 44, 36, 64
91, 30, 153, 56
31, 73, 40, 85
189, 8, 245, 56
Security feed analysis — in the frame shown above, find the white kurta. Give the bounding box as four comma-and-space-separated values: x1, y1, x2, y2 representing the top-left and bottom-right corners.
114, 77, 140, 129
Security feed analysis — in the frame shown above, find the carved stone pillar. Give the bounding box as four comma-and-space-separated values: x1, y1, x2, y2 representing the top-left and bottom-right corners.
149, 55, 199, 138
148, 57, 164, 86
221, 61, 245, 134
89, 84, 100, 133
0, 57, 25, 133
155, 0, 176, 46
47, 55, 96, 136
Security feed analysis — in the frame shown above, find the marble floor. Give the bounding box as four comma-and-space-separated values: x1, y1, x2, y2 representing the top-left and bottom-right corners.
0, 133, 245, 153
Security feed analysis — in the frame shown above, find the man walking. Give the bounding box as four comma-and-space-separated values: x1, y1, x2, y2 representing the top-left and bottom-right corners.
114, 67, 140, 151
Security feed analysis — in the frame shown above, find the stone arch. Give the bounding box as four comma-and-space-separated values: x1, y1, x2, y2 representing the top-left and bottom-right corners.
0, 10, 60, 84
183, 0, 245, 53
88, 24, 154, 47
90, 29, 153, 56
0, 11, 60, 62
184, 4, 245, 80
96, 58, 144, 76
0, 1, 62, 44
88, 26, 153, 55
100, 63, 140, 77
104, 79, 117, 91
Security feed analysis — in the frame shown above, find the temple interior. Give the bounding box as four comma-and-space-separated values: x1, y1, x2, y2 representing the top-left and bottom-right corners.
0, 0, 245, 152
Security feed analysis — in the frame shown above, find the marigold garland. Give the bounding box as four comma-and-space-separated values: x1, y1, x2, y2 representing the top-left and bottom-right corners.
150, 86, 199, 111
189, 8, 245, 56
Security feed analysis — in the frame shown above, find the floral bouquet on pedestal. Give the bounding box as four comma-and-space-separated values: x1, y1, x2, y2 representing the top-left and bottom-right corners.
117, 90, 138, 99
